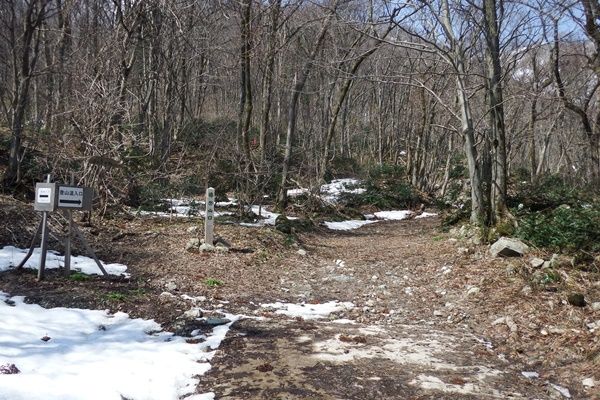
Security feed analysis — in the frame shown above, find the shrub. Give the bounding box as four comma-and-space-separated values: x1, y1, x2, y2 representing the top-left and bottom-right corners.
509, 174, 592, 211
204, 278, 223, 287
516, 204, 600, 252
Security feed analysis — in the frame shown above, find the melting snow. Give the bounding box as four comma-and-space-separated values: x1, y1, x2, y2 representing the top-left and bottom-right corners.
287, 188, 309, 197
138, 198, 236, 218
374, 210, 413, 220
324, 220, 377, 231
0, 246, 128, 277
416, 212, 438, 219
0, 293, 239, 400
320, 179, 365, 203
261, 301, 354, 320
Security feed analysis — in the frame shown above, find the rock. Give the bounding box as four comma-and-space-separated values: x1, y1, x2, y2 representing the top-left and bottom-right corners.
490, 237, 529, 257
591, 302, 600, 311
433, 310, 444, 317
505, 316, 518, 334
587, 320, 600, 332
371, 275, 378, 282
530, 258, 545, 268
582, 377, 595, 388
521, 371, 539, 379
182, 308, 203, 320
457, 247, 471, 255
200, 243, 215, 252
521, 285, 532, 295
165, 281, 178, 292
204, 317, 231, 326
549, 327, 566, 334
159, 291, 176, 302
447, 238, 458, 245
214, 245, 229, 253
467, 286, 480, 296
567, 293, 586, 307
186, 226, 199, 234
549, 383, 571, 399
0, 364, 20, 374
549, 254, 573, 269
185, 238, 200, 252
297, 249, 307, 256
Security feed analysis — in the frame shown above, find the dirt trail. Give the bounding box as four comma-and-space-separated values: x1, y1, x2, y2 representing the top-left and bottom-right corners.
1, 206, 591, 399
198, 219, 554, 399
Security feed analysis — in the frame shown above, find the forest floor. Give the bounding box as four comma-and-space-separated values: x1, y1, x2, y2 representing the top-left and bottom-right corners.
0, 195, 599, 399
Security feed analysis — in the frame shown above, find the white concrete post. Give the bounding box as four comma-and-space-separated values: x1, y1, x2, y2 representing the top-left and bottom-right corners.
205, 187, 215, 246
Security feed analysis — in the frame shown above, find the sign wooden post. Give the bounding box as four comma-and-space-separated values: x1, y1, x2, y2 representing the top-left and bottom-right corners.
38, 174, 51, 280
205, 187, 215, 246
26, 175, 102, 279
63, 174, 74, 275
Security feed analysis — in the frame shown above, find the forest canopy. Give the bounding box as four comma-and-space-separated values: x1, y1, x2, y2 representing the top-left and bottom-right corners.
1, 0, 599, 227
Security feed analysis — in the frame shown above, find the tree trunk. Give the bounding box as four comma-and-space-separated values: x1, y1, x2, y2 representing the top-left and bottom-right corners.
4, 0, 48, 188
238, 0, 253, 164
276, 0, 339, 210
259, 0, 282, 162
483, 0, 508, 223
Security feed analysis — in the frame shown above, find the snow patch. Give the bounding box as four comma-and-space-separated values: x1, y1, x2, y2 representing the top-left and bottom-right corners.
0, 246, 128, 277
323, 220, 377, 231
261, 301, 354, 320
416, 212, 438, 219
287, 188, 309, 197
374, 210, 413, 220
0, 293, 239, 400
320, 179, 365, 203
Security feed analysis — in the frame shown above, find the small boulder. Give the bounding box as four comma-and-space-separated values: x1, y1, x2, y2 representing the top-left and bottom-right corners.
591, 302, 600, 311
187, 226, 199, 234
467, 286, 480, 296
582, 377, 595, 389
297, 249, 307, 256
567, 293, 586, 307
490, 237, 529, 257
214, 245, 229, 253
530, 258, 545, 269
185, 238, 200, 252
200, 243, 215, 252
182, 308, 203, 320
549, 254, 574, 269
0, 364, 20, 375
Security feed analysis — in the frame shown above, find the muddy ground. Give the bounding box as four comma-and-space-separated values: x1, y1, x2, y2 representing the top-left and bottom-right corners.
0, 196, 598, 399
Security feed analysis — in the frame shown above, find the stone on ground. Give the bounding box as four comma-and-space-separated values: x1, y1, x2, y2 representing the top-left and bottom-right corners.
490, 237, 529, 257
